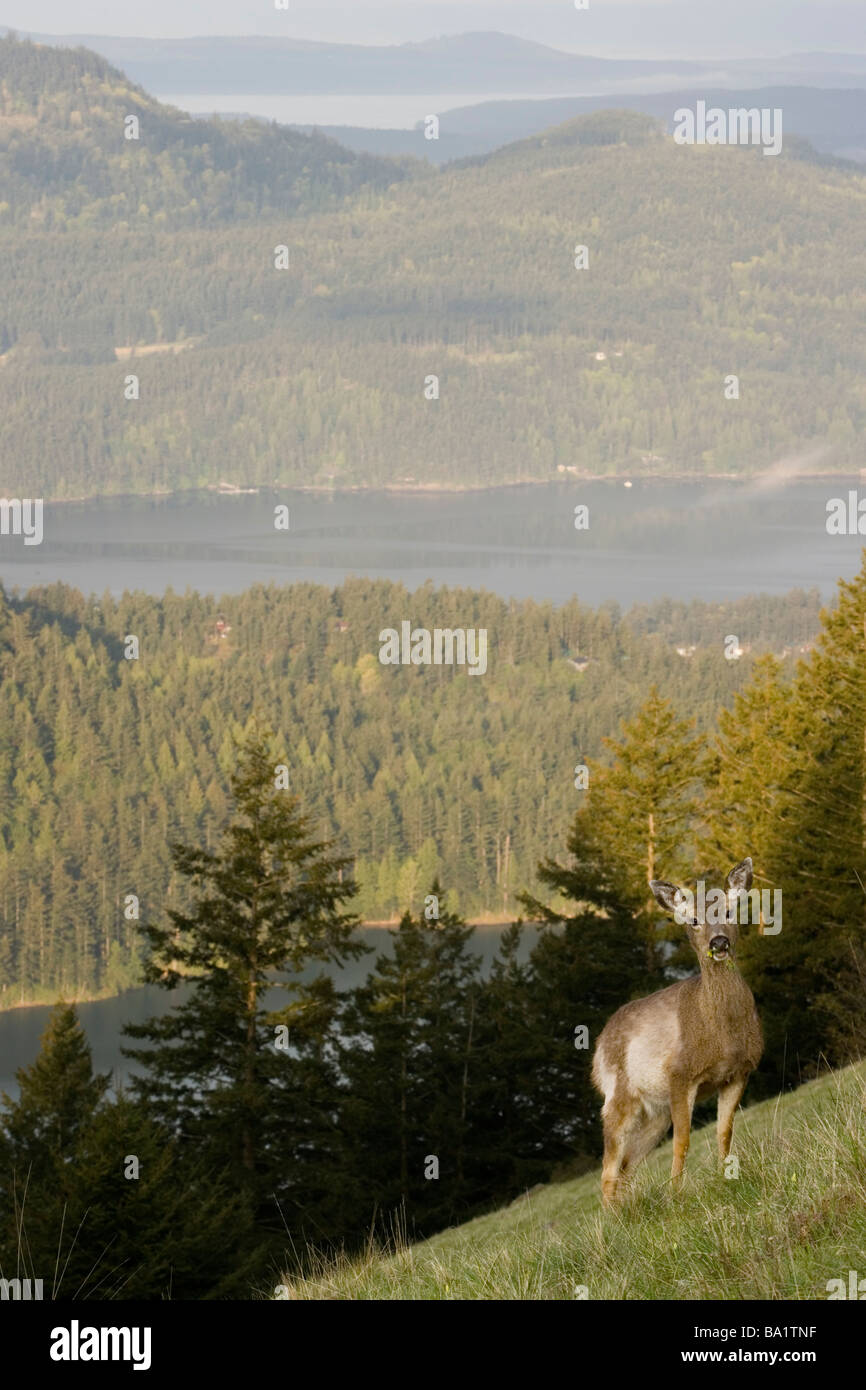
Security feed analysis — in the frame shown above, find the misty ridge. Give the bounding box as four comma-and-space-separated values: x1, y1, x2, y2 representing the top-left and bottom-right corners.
9, 27, 866, 96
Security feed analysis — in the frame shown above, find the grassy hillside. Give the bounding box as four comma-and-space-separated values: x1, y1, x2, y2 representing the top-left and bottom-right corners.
1, 39, 865, 493
278, 1060, 866, 1299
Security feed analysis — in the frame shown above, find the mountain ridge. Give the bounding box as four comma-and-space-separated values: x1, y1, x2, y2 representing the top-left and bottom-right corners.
10, 27, 866, 96
0, 34, 417, 227
1, 36, 864, 496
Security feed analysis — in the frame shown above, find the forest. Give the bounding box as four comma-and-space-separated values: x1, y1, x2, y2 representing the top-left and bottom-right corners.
0, 558, 864, 1298
0, 575, 825, 1002
1, 36, 865, 495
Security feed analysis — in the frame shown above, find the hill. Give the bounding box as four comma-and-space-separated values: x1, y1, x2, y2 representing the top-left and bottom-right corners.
0, 34, 415, 227
0, 37, 865, 494
323, 86, 866, 166
278, 1059, 866, 1299
0, 578, 821, 1003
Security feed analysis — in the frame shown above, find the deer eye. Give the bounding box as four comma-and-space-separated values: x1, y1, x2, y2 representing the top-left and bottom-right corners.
688, 918, 700, 927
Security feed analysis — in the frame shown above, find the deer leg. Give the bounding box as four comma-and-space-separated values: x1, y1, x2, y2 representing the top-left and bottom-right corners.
717, 1076, 748, 1162
600, 1093, 642, 1207
669, 1082, 697, 1186
622, 1107, 671, 1181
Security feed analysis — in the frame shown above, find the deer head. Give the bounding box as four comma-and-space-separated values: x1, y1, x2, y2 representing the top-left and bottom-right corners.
650, 858, 753, 967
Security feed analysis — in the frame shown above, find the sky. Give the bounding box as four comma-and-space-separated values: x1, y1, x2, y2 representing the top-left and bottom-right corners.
6, 1, 866, 57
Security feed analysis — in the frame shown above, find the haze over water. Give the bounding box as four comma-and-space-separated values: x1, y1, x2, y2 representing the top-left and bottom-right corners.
1, 480, 861, 607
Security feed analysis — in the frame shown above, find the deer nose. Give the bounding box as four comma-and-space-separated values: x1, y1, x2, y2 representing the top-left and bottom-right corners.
708, 935, 730, 954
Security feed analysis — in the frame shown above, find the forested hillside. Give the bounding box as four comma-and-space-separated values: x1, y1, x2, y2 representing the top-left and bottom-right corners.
1, 36, 864, 495
0, 578, 820, 1002
0, 34, 413, 227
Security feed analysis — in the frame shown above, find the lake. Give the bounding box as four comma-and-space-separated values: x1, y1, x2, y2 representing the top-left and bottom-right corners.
0, 924, 539, 1100
0, 479, 863, 607
2, 473, 864, 1091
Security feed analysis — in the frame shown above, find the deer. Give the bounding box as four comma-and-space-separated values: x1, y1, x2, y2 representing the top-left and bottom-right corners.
591, 857, 762, 1206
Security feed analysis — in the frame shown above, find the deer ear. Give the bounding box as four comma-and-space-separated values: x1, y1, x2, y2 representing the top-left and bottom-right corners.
650, 880, 686, 916
725, 858, 753, 895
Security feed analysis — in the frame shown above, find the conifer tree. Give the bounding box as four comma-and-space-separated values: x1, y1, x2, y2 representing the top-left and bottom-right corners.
468, 924, 551, 1199
339, 885, 482, 1237
575, 689, 703, 971
0, 1005, 253, 1298
711, 562, 866, 1082
0, 1002, 109, 1174
518, 827, 648, 1166
123, 732, 363, 1230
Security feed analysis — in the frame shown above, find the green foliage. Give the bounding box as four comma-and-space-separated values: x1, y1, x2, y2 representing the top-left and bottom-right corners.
0, 1003, 108, 1171
0, 578, 820, 1002
122, 732, 361, 1229
0, 34, 414, 231
518, 812, 652, 1159
339, 888, 483, 1235
702, 558, 866, 1088
0, 1003, 253, 1297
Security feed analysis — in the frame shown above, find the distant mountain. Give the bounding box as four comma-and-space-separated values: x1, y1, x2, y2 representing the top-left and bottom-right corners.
9, 28, 865, 97
0, 36, 414, 226
0, 29, 714, 96
306, 87, 866, 166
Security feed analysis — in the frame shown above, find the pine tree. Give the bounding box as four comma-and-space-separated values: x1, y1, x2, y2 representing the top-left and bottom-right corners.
572, 689, 703, 972
700, 654, 792, 878
0, 1008, 257, 1299
731, 564, 866, 1081
339, 886, 482, 1238
0, 1002, 109, 1175
467, 924, 551, 1200
519, 825, 649, 1167
122, 732, 363, 1232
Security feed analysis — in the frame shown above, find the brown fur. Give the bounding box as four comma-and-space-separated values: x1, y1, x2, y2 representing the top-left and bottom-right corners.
591, 859, 763, 1206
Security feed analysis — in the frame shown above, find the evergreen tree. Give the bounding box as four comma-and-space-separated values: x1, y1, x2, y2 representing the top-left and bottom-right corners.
0, 1006, 253, 1299
726, 563, 866, 1083
0, 1002, 109, 1175
467, 924, 551, 1199
573, 689, 703, 972
519, 825, 649, 1167
122, 732, 363, 1237
339, 886, 482, 1237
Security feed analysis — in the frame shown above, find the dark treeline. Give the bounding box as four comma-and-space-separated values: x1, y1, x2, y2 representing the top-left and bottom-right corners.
0, 578, 823, 1003
1, 556, 864, 1297
1, 39, 864, 494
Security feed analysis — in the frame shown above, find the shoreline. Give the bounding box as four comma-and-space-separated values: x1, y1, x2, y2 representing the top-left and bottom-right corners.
0, 916, 527, 1015
42, 469, 865, 507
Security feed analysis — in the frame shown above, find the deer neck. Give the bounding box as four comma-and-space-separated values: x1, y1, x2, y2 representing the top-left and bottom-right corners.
696, 955, 748, 1013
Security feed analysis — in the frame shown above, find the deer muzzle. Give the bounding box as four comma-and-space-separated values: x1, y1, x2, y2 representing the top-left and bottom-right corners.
707, 935, 731, 960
